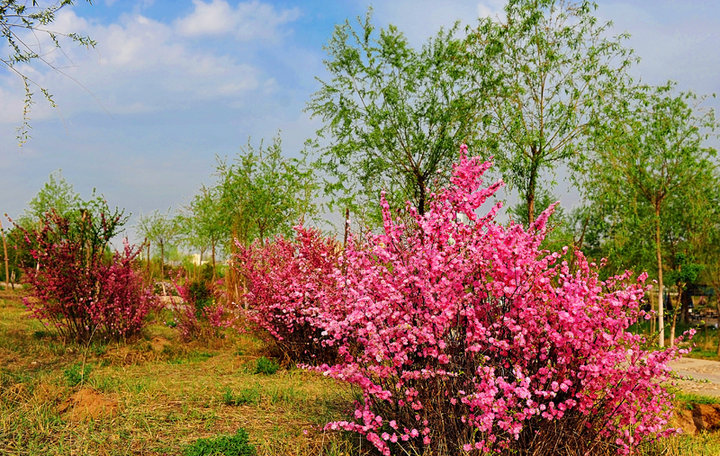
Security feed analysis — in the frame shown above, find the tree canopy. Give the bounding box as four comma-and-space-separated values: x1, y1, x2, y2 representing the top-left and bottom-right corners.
464, 0, 636, 225
307, 11, 480, 224
586, 83, 718, 346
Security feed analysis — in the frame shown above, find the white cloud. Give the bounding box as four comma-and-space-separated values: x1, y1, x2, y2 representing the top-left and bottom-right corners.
476, 0, 506, 22
370, 1, 503, 45
0, 6, 276, 123
175, 0, 300, 41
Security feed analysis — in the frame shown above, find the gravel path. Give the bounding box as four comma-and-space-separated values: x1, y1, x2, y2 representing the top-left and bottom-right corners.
670, 358, 720, 397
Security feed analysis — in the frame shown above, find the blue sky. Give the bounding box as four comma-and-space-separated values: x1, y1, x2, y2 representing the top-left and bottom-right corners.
1, 0, 719, 242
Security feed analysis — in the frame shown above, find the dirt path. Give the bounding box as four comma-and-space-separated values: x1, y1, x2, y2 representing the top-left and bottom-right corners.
670, 358, 720, 397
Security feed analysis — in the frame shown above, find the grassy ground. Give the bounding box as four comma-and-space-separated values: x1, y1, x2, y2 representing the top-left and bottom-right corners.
2, 290, 720, 456
0, 290, 363, 455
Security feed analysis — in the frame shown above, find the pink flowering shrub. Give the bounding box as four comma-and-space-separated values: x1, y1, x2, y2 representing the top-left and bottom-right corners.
171, 276, 234, 341
18, 210, 156, 342
236, 227, 342, 364
309, 147, 687, 455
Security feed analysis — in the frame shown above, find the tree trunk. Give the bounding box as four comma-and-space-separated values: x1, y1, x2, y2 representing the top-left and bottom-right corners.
159, 240, 165, 280
526, 152, 539, 226
681, 287, 692, 324
343, 207, 350, 250
145, 238, 151, 282
670, 287, 681, 347
0, 219, 11, 290
417, 179, 427, 216
655, 203, 665, 347
211, 241, 216, 281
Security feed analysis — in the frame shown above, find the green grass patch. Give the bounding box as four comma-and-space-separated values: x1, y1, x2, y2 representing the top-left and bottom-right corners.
63, 362, 92, 387
674, 391, 720, 406
183, 428, 256, 456
222, 386, 261, 406
254, 357, 279, 375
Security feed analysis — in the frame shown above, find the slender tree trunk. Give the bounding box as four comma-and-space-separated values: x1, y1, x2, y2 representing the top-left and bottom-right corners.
197, 251, 204, 281
145, 238, 151, 282
343, 208, 350, 250
655, 203, 665, 347
160, 240, 165, 280
417, 179, 426, 216
0, 219, 11, 290
211, 241, 216, 281
526, 152, 539, 226
527, 191, 536, 226
670, 287, 681, 348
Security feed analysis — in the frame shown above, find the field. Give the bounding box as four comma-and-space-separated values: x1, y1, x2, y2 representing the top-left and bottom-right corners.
2, 289, 720, 456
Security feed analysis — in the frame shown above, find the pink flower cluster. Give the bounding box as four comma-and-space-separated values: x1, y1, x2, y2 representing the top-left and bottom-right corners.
87, 240, 157, 339
236, 228, 342, 364
238, 146, 690, 455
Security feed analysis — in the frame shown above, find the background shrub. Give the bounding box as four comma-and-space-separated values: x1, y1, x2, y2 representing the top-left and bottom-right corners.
172, 275, 234, 341
236, 227, 342, 365
16, 205, 156, 343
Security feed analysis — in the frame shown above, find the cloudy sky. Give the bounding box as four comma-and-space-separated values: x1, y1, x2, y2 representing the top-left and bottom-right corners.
1, 0, 718, 241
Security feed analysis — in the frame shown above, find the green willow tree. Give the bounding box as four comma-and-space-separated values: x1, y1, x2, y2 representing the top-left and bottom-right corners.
182, 185, 224, 279
215, 136, 318, 304
1, 0, 95, 143
136, 209, 178, 281
588, 83, 718, 347
702, 199, 720, 355
216, 137, 317, 248
9, 170, 81, 275
307, 10, 481, 224
22, 170, 80, 222
464, 0, 636, 225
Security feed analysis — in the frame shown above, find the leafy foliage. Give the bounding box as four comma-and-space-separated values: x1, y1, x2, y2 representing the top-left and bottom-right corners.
179, 186, 225, 278
183, 428, 256, 456
217, 136, 317, 247
1, 0, 96, 144
464, 0, 635, 225
586, 83, 718, 346
308, 10, 480, 224
137, 209, 179, 279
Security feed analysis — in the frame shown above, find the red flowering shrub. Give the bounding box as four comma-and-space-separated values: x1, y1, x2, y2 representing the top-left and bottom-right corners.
17, 208, 156, 342
309, 146, 690, 455
236, 227, 342, 364
89, 241, 157, 338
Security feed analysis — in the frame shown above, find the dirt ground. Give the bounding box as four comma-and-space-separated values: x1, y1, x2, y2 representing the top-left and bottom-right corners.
670, 358, 720, 397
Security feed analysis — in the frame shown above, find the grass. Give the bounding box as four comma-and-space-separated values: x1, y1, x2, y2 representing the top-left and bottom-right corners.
2, 290, 720, 455
0, 291, 359, 456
